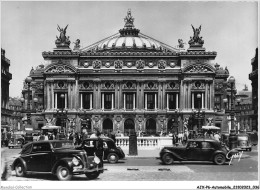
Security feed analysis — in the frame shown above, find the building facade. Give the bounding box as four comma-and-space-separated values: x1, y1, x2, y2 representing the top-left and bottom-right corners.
1, 48, 13, 132
22, 11, 233, 135
249, 48, 258, 132
9, 97, 23, 131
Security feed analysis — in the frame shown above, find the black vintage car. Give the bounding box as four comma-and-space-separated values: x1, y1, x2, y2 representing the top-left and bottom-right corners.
11, 140, 103, 180
160, 138, 233, 165
77, 137, 125, 164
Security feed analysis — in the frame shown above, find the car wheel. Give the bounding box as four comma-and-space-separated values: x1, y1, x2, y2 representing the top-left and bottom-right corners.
15, 163, 26, 177
107, 153, 119, 164
214, 154, 226, 165
162, 153, 174, 165
56, 165, 72, 181
85, 171, 100, 180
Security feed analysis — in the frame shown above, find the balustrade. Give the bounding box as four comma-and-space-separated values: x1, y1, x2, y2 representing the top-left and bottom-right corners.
115, 136, 172, 150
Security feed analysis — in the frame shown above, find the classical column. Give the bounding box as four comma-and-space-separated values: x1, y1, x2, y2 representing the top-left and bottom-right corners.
166, 93, 169, 110
54, 93, 57, 109
112, 93, 114, 110
80, 93, 83, 109
124, 93, 126, 110
102, 93, 104, 110
176, 93, 179, 109
47, 82, 51, 109
205, 81, 208, 109
90, 93, 92, 109
202, 93, 204, 109
192, 92, 194, 109
52, 83, 54, 109
155, 93, 157, 110
133, 93, 136, 109
65, 93, 67, 109
187, 81, 191, 109
145, 93, 147, 110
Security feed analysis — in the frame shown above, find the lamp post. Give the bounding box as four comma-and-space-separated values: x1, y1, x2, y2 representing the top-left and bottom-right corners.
224, 76, 237, 150
56, 94, 67, 135
193, 94, 204, 136
236, 98, 241, 133
20, 76, 38, 126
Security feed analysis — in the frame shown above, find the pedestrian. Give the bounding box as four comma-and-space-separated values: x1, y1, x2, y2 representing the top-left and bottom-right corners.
94, 130, 104, 168
1, 147, 9, 180
44, 133, 49, 141
214, 132, 221, 142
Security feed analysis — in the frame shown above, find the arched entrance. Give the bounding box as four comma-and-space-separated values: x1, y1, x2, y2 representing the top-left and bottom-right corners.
124, 118, 135, 135
103, 118, 113, 134
146, 118, 156, 135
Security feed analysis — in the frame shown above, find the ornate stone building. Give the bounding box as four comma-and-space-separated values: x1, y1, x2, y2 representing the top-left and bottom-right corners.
22, 10, 232, 135
1, 48, 13, 132
249, 47, 258, 132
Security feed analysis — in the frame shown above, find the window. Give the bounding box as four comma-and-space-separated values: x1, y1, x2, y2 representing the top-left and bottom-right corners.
125, 93, 134, 109
22, 144, 32, 154
147, 93, 155, 109
168, 93, 177, 109
56, 92, 67, 109
189, 141, 200, 148
201, 142, 213, 148
32, 143, 51, 152
82, 93, 92, 109
103, 93, 114, 109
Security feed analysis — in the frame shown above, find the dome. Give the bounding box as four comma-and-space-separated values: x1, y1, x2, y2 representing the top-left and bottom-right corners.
81, 9, 178, 53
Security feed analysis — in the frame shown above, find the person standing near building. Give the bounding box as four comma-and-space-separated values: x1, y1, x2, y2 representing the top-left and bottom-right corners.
95, 131, 104, 168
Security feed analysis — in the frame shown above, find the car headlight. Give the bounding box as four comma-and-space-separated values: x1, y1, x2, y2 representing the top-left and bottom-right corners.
72, 157, 80, 166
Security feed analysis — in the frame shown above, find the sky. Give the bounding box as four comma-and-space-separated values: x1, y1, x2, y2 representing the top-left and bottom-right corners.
1, 1, 258, 98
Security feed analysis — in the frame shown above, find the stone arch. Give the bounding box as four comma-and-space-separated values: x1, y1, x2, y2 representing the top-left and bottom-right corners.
146, 118, 157, 135
124, 118, 135, 135
103, 118, 113, 134
167, 118, 178, 134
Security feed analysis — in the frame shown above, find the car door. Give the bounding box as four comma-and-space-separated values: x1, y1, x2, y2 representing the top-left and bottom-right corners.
186, 141, 202, 160
200, 141, 215, 161
83, 140, 96, 156
27, 142, 52, 172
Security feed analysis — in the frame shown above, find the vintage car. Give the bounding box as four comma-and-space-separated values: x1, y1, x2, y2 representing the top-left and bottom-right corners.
11, 140, 103, 180
8, 135, 24, 149
160, 138, 234, 165
77, 137, 125, 164
237, 134, 252, 151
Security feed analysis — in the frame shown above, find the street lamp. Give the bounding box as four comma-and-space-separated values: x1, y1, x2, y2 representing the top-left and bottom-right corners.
195, 93, 204, 135
236, 98, 241, 133
226, 76, 237, 150
56, 94, 67, 135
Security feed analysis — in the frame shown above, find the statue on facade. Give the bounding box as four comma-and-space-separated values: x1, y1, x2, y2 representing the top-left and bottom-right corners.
178, 39, 184, 48
188, 25, 204, 46
124, 9, 134, 28
55, 24, 71, 48
73, 39, 81, 50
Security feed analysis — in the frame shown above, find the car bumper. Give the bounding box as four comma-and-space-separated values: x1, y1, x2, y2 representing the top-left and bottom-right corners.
72, 166, 104, 174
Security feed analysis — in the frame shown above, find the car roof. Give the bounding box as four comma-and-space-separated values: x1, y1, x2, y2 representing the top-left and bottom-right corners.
24, 140, 73, 146
188, 138, 219, 143
83, 137, 113, 142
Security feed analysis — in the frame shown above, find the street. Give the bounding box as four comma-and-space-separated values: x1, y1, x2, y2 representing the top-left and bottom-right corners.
3, 145, 258, 181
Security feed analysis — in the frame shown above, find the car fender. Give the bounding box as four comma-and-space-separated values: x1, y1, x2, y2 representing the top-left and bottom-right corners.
12, 157, 27, 171
211, 151, 226, 161
51, 158, 73, 174
161, 149, 184, 161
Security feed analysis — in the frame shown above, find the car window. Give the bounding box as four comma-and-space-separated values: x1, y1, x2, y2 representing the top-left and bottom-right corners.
32, 143, 51, 152
21, 144, 32, 154
201, 142, 213, 148
52, 141, 74, 149
188, 141, 200, 148
83, 140, 94, 147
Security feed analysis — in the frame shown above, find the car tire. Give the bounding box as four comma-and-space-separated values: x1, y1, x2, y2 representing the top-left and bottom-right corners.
214, 154, 226, 165
107, 153, 119, 164
15, 163, 26, 177
56, 165, 72, 181
162, 153, 174, 165
85, 171, 100, 180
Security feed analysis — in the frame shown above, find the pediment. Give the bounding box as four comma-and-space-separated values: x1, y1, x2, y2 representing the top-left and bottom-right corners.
183, 63, 215, 73
44, 60, 76, 73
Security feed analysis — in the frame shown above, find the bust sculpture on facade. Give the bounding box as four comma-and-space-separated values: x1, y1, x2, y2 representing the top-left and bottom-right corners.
73, 39, 80, 50
55, 24, 71, 48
